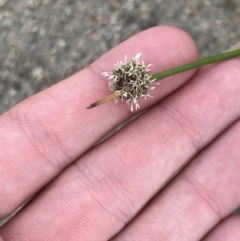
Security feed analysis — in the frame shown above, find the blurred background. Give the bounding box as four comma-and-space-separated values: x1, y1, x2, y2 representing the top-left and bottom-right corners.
0, 0, 240, 224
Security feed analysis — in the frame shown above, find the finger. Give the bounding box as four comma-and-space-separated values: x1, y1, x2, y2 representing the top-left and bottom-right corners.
1, 58, 240, 240
112, 119, 240, 241
202, 215, 240, 241
0, 26, 198, 218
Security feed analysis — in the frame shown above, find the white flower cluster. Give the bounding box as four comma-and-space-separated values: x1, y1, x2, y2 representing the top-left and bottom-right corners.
102, 53, 156, 111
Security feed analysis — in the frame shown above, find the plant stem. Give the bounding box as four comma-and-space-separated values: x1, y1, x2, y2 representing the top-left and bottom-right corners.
87, 48, 240, 109
152, 48, 240, 81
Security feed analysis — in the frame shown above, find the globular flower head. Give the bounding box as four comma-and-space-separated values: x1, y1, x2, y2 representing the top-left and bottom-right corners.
102, 53, 156, 111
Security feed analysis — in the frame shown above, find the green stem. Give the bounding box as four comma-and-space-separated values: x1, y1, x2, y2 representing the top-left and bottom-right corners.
152, 48, 240, 81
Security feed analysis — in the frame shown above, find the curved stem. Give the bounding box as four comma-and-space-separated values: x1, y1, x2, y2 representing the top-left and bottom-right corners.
152, 48, 240, 81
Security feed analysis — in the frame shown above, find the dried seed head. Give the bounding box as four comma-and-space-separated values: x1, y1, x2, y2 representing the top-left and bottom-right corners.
102, 53, 156, 111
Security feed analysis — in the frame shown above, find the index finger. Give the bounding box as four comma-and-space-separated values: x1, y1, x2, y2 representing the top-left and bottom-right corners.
0, 26, 198, 218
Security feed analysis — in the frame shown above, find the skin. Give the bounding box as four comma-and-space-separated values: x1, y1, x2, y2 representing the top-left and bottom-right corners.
0, 26, 240, 241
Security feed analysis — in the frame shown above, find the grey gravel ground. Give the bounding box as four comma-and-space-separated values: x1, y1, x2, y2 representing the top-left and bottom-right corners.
0, 0, 240, 225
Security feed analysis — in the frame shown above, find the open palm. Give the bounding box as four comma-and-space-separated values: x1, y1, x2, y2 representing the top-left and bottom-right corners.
1, 26, 240, 241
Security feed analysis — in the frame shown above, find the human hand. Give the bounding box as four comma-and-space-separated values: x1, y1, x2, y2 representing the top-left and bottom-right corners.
0, 26, 240, 241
